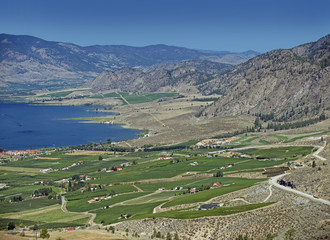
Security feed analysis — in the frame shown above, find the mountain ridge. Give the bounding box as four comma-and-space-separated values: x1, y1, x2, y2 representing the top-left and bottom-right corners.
0, 33, 258, 87
200, 34, 330, 120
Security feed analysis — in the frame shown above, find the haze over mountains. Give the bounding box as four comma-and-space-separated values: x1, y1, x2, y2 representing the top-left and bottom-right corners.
0, 33, 258, 87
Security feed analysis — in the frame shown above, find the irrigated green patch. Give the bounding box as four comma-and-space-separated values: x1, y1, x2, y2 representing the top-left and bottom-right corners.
0, 198, 59, 214
284, 131, 330, 143
66, 192, 149, 212
146, 202, 274, 219
16, 208, 86, 223
162, 178, 264, 208
120, 92, 178, 104
238, 146, 313, 159
94, 201, 162, 224
90, 92, 120, 99
269, 134, 288, 142
38, 90, 86, 98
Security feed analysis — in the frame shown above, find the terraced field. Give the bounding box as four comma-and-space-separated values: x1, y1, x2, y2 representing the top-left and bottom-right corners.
0, 144, 314, 229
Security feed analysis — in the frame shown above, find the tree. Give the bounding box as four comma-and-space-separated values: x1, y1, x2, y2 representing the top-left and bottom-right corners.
98, 155, 103, 161
284, 228, 295, 240
312, 160, 316, 168
166, 232, 172, 240
254, 117, 261, 128
40, 228, 50, 239
107, 138, 112, 144
174, 233, 180, 240
265, 233, 278, 240
214, 171, 223, 178
7, 222, 15, 230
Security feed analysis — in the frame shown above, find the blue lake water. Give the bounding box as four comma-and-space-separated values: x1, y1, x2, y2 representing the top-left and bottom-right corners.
0, 102, 141, 150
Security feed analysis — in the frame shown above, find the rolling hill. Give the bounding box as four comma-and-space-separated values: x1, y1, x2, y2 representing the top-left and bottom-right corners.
0, 33, 258, 88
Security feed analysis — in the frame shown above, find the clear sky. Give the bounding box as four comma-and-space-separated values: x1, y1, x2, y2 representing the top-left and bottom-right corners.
1, 0, 329, 52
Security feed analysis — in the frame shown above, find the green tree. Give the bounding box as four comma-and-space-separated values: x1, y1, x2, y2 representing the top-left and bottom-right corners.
166, 232, 172, 240
107, 138, 112, 144
32, 224, 38, 231
7, 221, 15, 230
40, 228, 50, 239
284, 228, 295, 240
214, 171, 223, 177
312, 160, 316, 168
174, 233, 180, 240
265, 233, 277, 240
254, 117, 261, 128
98, 155, 103, 161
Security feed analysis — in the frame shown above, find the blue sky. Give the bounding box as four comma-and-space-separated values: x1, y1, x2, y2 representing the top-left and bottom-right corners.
1, 0, 329, 52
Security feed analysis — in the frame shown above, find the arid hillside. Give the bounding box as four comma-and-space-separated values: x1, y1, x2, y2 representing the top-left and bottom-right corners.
200, 34, 330, 120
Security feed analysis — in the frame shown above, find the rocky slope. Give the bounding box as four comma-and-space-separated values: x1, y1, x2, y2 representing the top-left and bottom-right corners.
200, 34, 330, 120
89, 60, 232, 93
0, 34, 258, 87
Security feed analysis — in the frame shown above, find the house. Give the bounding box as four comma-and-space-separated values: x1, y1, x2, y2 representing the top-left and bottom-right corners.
116, 167, 123, 171
190, 188, 196, 194
201, 203, 219, 210
213, 182, 221, 187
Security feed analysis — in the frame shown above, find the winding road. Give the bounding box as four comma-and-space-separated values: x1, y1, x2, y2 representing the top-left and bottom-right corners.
268, 144, 330, 206
269, 174, 330, 205
61, 196, 97, 226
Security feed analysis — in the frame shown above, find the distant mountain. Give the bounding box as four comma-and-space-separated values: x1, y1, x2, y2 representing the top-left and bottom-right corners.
200, 34, 330, 120
0, 34, 259, 88
90, 60, 233, 94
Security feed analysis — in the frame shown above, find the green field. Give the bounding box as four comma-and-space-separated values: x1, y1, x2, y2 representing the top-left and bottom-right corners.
38, 89, 87, 98
162, 178, 264, 208
146, 202, 274, 219
89, 92, 178, 105
0, 145, 313, 228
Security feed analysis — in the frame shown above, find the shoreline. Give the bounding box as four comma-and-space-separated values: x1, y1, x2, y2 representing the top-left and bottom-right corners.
0, 102, 142, 151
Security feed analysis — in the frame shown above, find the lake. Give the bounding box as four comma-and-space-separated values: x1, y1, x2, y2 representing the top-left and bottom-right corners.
0, 102, 141, 150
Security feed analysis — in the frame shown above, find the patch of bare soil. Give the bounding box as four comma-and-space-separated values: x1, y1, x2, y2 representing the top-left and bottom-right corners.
65, 151, 114, 156
109, 97, 254, 147
48, 229, 126, 240
224, 171, 265, 179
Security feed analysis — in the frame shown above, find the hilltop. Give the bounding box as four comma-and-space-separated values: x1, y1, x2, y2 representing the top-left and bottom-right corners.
0, 33, 258, 89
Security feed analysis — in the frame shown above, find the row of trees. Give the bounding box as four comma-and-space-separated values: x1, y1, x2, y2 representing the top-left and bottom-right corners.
266, 113, 326, 131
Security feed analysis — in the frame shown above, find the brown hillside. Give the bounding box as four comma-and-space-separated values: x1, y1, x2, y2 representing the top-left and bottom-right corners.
200, 34, 330, 120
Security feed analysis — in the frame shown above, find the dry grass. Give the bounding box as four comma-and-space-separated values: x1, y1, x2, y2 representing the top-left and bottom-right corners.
49, 230, 126, 240
65, 151, 114, 156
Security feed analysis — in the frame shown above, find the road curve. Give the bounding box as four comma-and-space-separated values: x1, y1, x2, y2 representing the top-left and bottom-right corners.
313, 145, 326, 161
269, 174, 330, 206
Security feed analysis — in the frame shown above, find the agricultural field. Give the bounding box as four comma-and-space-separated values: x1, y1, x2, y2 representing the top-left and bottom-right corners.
89, 92, 178, 105
0, 144, 314, 230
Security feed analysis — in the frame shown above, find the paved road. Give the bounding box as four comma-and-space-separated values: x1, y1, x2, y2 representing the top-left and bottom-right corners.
313, 144, 326, 161
270, 173, 330, 206
267, 144, 330, 206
